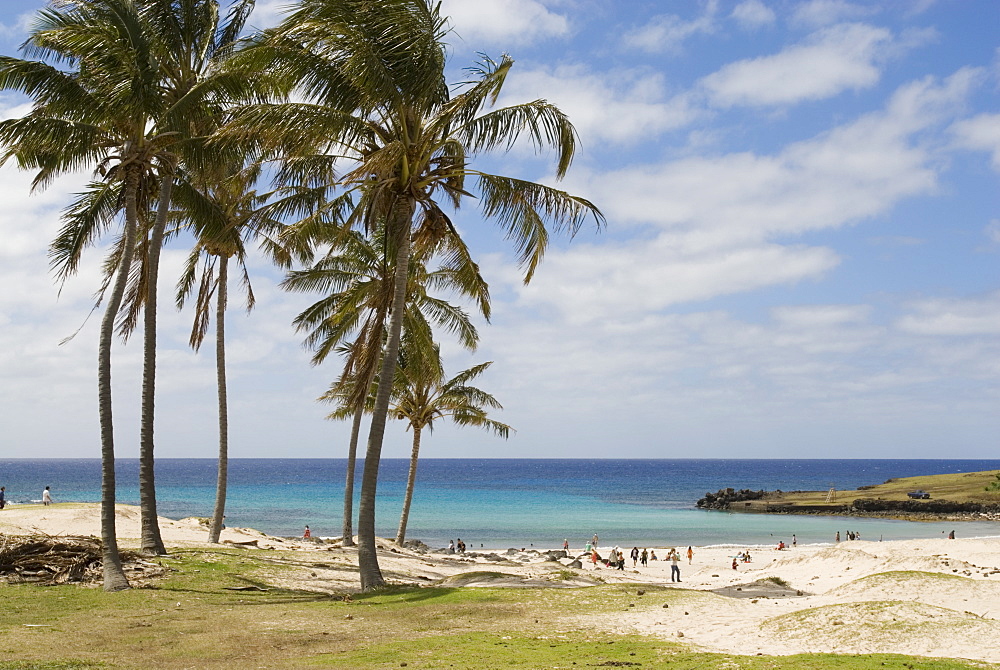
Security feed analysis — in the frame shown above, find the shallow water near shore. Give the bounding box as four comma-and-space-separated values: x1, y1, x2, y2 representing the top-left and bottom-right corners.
1, 458, 998, 549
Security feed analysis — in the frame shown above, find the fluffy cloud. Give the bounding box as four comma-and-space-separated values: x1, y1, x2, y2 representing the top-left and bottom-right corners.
439, 0, 569, 47
701, 23, 892, 107
622, 0, 718, 54
481, 68, 977, 336
496, 65, 697, 146
731, 0, 775, 30
0, 6, 37, 44
246, 0, 293, 29
897, 292, 1000, 336
950, 113, 1000, 170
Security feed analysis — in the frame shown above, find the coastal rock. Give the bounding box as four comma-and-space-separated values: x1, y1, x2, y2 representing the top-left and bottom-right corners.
697, 487, 772, 510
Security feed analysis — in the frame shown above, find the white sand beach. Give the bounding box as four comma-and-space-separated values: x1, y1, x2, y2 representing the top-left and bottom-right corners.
2, 503, 999, 663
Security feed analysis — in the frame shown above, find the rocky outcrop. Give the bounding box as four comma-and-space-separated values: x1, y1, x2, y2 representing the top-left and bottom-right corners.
697, 487, 772, 509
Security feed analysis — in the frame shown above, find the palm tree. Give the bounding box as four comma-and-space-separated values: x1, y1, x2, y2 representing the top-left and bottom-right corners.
174, 161, 295, 543
283, 222, 488, 546
129, 0, 261, 556
0, 0, 174, 589
390, 348, 511, 545
230, 0, 603, 589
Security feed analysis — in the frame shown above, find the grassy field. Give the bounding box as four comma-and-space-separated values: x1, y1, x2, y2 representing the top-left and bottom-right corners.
0, 547, 996, 669
740, 469, 1000, 511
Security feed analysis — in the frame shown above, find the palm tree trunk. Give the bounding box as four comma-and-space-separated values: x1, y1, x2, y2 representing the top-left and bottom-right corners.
395, 426, 422, 545
209, 255, 229, 543
357, 200, 414, 591
98, 163, 143, 592
139, 173, 173, 555
340, 403, 363, 546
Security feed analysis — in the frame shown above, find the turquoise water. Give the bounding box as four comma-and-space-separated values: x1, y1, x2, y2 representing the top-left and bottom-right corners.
1, 458, 998, 549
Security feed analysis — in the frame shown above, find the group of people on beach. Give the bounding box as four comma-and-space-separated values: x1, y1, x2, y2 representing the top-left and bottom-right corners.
0, 486, 52, 509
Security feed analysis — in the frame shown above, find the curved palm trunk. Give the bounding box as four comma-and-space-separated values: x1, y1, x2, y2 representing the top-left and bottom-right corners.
139, 174, 173, 555
98, 164, 143, 592
357, 201, 414, 591
340, 403, 363, 546
395, 426, 422, 545
209, 255, 229, 543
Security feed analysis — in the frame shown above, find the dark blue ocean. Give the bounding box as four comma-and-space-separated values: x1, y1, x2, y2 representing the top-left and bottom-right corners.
1, 459, 998, 549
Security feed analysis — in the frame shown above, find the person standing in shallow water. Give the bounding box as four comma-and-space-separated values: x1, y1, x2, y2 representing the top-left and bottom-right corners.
42, 487, 52, 506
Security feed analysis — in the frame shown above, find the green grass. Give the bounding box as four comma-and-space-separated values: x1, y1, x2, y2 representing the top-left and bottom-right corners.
0, 549, 995, 669
762, 469, 1000, 509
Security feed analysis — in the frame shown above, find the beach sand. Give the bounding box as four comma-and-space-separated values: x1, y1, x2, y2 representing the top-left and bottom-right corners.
2, 503, 999, 663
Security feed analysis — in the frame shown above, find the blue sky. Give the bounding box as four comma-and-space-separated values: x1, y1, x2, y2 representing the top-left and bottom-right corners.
0, 0, 998, 460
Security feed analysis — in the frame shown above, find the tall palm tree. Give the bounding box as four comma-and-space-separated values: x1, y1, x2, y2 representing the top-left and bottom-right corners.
128, 0, 261, 556
230, 0, 603, 588
390, 348, 511, 545
283, 222, 488, 546
0, 0, 175, 589
174, 161, 295, 543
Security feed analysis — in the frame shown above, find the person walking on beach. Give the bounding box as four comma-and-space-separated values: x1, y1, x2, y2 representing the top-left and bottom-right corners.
0, 486, 5, 510
630, 546, 639, 567
591, 548, 599, 567
669, 548, 681, 582
835, 531, 840, 543
563, 539, 569, 553
792, 534, 797, 548
42, 487, 52, 506
687, 546, 694, 564
617, 549, 625, 571
640, 548, 648, 566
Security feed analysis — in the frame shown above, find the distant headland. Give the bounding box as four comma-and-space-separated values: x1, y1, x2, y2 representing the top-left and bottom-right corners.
697, 469, 1000, 521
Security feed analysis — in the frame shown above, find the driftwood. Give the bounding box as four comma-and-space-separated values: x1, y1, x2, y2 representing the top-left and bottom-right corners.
0, 534, 163, 585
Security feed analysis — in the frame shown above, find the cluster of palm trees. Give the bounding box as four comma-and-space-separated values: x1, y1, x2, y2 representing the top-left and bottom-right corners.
0, 0, 602, 592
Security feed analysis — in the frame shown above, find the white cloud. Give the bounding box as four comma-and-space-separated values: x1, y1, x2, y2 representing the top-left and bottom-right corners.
731, 0, 776, 30
497, 69, 976, 330
790, 0, 877, 29
507, 237, 838, 323
897, 292, 1000, 336
950, 113, 1000, 170
701, 23, 892, 107
497, 65, 697, 146
622, 0, 718, 54
439, 0, 570, 47
248, 0, 295, 30
0, 7, 38, 43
